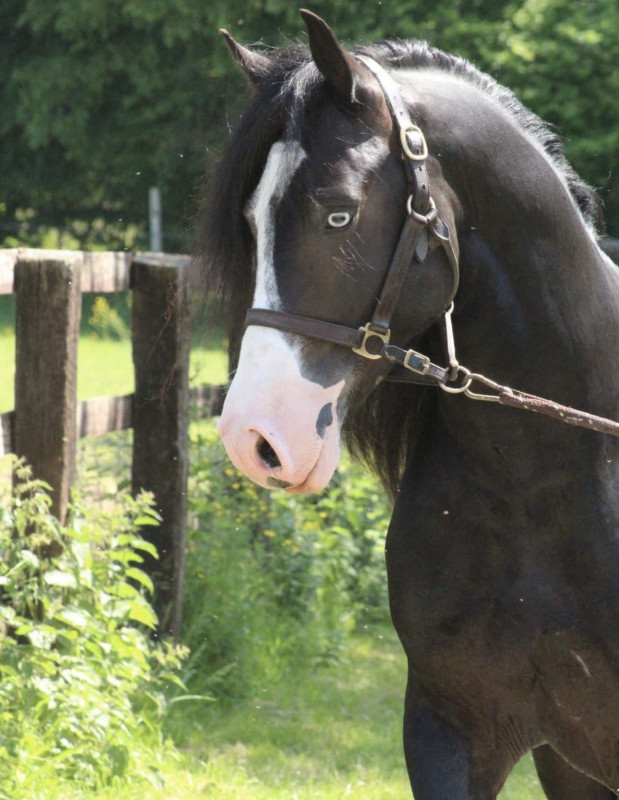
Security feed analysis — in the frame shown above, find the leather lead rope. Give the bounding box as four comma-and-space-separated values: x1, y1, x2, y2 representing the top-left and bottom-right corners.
447, 370, 619, 438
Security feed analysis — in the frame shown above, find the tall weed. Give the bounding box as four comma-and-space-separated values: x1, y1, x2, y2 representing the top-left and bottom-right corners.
0, 463, 187, 795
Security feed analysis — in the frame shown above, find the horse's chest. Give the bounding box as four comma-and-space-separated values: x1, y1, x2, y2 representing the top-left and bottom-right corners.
386, 510, 619, 763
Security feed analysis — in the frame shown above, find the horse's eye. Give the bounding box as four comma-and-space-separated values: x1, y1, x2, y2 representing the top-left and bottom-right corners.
326, 211, 353, 229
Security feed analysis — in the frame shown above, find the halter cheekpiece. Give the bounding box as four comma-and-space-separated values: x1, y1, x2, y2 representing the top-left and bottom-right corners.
245, 55, 460, 387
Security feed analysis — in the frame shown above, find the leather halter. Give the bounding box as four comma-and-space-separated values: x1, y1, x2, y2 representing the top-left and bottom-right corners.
244, 56, 460, 386
241, 58, 619, 437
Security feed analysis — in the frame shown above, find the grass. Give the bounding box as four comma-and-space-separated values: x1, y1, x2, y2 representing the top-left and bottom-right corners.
25, 623, 542, 800
0, 292, 229, 413
167, 624, 542, 800
0, 330, 228, 413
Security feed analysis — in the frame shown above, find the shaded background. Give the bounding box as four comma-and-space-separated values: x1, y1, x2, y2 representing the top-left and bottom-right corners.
1, 0, 617, 251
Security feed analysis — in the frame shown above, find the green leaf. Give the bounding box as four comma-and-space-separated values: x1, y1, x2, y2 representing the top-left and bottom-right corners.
134, 514, 161, 527
54, 608, 88, 630
168, 693, 215, 705
126, 567, 154, 594
43, 569, 77, 588
128, 599, 158, 630
131, 539, 159, 559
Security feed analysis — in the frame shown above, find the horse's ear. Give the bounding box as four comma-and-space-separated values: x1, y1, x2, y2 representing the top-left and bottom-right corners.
300, 9, 373, 108
220, 29, 271, 86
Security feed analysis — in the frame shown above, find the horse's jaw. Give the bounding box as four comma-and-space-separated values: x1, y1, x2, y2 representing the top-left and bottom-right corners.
217, 326, 345, 493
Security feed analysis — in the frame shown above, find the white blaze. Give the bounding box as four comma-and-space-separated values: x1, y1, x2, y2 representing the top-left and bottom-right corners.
217, 139, 346, 493
247, 139, 306, 310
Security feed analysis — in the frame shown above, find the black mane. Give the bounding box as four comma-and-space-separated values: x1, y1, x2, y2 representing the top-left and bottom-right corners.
194, 37, 602, 497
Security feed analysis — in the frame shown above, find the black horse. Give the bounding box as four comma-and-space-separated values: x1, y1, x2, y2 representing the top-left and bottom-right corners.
197, 10, 619, 799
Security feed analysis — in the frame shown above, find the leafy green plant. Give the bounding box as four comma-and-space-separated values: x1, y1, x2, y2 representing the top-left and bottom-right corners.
0, 462, 187, 795
182, 421, 391, 701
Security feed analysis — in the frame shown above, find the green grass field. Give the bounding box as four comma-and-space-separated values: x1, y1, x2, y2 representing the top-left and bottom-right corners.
0, 293, 229, 413
33, 623, 542, 800
0, 332, 228, 413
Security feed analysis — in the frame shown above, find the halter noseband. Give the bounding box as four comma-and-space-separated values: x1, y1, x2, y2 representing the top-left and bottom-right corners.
245, 55, 460, 386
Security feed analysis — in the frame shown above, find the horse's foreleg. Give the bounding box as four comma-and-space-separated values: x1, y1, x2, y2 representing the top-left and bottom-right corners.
403, 680, 512, 800
533, 744, 617, 800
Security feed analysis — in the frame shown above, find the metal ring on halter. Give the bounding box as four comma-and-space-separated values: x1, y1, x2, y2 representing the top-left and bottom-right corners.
406, 195, 438, 224
440, 366, 473, 394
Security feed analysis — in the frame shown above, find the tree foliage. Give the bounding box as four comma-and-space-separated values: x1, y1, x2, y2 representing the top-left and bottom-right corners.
1, 0, 617, 247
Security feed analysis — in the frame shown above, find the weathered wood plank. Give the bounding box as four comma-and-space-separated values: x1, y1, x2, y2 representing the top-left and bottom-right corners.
0, 386, 224, 458
189, 384, 226, 418
0, 412, 13, 457
0, 250, 16, 295
77, 394, 133, 438
133, 252, 190, 270
18, 250, 132, 292
81, 252, 132, 292
131, 260, 190, 640
13, 255, 82, 523
0, 249, 191, 295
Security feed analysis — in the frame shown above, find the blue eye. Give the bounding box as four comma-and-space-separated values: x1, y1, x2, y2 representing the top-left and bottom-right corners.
327, 211, 353, 229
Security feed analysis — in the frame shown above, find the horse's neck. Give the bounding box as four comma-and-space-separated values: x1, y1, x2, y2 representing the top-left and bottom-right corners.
412, 72, 616, 403
424, 231, 617, 531
424, 151, 619, 491
451, 164, 619, 412
406, 71, 618, 522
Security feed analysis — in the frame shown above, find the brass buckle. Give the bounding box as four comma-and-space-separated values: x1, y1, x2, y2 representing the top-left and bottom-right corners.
403, 349, 431, 375
400, 125, 428, 161
353, 323, 390, 360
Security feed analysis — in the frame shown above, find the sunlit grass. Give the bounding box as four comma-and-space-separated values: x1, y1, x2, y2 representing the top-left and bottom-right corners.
39, 624, 543, 800
0, 336, 228, 413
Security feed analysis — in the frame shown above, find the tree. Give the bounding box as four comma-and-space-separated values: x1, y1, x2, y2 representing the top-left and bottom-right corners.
1, 0, 616, 247
490, 0, 619, 236
1, 0, 247, 248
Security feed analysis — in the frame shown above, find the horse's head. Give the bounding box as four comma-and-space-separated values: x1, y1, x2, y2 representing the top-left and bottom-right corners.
215, 11, 459, 493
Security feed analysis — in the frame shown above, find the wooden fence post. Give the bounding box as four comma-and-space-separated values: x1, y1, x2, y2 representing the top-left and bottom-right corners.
13, 255, 81, 523
131, 255, 189, 640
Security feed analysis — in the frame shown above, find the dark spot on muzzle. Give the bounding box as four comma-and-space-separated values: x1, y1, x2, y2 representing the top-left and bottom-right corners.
266, 477, 293, 489
316, 402, 334, 439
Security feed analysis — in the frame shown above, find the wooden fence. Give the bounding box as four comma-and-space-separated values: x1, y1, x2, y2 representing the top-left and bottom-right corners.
1, 241, 617, 637
0, 248, 224, 639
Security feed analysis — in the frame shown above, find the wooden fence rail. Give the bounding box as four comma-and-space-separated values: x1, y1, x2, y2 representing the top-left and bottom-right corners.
0, 248, 224, 639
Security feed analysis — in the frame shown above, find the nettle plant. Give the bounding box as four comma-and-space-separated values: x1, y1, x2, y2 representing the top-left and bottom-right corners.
0, 462, 186, 793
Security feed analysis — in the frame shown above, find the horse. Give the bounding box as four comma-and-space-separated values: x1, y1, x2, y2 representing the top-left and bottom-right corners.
196, 10, 619, 799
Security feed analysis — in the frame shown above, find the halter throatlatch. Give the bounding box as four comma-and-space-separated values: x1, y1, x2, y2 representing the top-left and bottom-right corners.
244, 55, 460, 386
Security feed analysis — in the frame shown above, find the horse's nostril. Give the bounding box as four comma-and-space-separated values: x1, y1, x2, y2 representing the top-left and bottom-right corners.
257, 436, 281, 469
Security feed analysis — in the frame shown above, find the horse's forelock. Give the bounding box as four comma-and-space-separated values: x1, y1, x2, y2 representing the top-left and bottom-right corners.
194, 47, 331, 366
